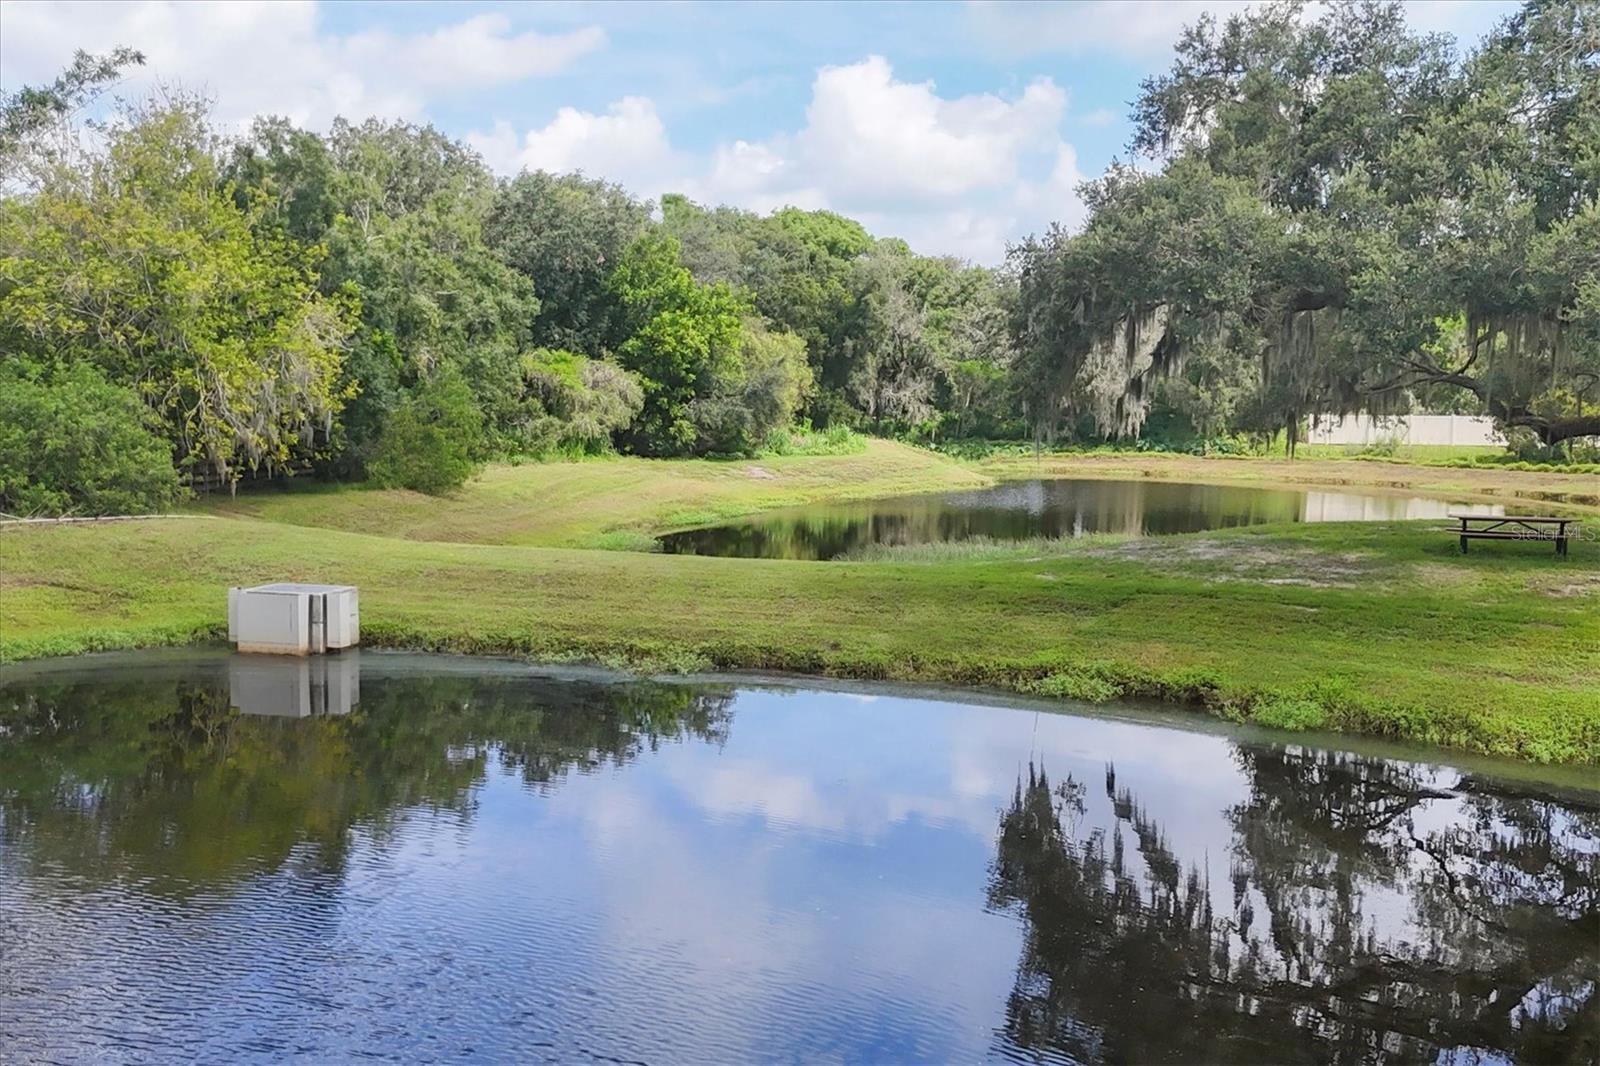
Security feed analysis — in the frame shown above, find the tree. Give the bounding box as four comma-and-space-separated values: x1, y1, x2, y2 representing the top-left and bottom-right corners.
1012, 0, 1599, 451
366, 369, 484, 494
516, 349, 643, 457
0, 47, 144, 176
607, 233, 746, 455
0, 93, 354, 482
0, 359, 182, 515
1107, 0, 1600, 444
1390, 1, 1600, 444
663, 196, 874, 426
487, 171, 650, 354
690, 318, 813, 455
1011, 160, 1274, 443
850, 243, 941, 429
897, 252, 1018, 439
226, 117, 539, 464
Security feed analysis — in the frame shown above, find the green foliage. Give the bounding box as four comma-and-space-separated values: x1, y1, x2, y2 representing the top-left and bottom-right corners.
0, 95, 355, 483
8, 8, 1594, 516
1019, 667, 1123, 703
1249, 695, 1327, 732
1024, 0, 1600, 450
227, 117, 539, 460
516, 349, 642, 457
487, 171, 650, 353
367, 371, 484, 494
1012, 159, 1277, 442
761, 424, 865, 457
0, 47, 143, 167
662, 196, 881, 426
609, 233, 747, 455
0, 360, 182, 515
690, 318, 813, 455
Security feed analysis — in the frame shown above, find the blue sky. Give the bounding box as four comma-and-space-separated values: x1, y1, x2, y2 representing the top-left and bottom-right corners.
2, 1, 1518, 262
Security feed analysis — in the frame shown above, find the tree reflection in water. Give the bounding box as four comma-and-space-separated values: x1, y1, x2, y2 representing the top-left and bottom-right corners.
3, 660, 1595, 1063
987, 750, 1598, 1064
0, 665, 732, 893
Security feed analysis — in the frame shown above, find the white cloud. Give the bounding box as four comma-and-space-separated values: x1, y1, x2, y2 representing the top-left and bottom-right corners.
466, 96, 685, 197
0, 1, 605, 130
692, 56, 1080, 262
463, 54, 1079, 262
342, 14, 605, 92
1015, 143, 1089, 227
704, 140, 828, 213
786, 56, 1067, 206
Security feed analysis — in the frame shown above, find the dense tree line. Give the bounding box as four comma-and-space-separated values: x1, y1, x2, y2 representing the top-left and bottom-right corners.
1012, 0, 1600, 453
1, 0, 1594, 514
0, 52, 1020, 511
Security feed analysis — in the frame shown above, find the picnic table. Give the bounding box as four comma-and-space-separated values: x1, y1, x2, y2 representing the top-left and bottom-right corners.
1449, 513, 1580, 557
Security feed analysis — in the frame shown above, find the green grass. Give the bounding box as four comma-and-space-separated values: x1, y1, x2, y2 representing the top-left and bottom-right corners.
194, 438, 986, 549
1293, 443, 1506, 462
4, 502, 1597, 763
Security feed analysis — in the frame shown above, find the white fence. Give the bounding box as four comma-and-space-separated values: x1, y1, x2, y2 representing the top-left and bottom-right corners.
1306, 414, 1503, 447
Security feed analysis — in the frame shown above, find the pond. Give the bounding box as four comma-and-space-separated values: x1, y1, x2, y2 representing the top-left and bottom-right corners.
656, 478, 1501, 559
1, 651, 1594, 1064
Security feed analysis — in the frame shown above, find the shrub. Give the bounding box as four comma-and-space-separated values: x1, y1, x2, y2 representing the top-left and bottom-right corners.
367, 371, 484, 494
1021, 666, 1124, 703
1250, 695, 1327, 731
0, 360, 183, 516
690, 318, 813, 456
517, 349, 643, 458
763, 424, 865, 457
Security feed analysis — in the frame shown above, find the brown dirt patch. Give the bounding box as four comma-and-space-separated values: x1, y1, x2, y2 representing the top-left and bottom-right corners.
1533, 573, 1600, 598
1082, 537, 1380, 588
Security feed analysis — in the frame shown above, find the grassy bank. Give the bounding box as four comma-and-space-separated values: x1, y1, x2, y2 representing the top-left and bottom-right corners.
1290, 443, 1506, 462
194, 439, 988, 549
975, 451, 1600, 516
194, 443, 1600, 554
4, 509, 1596, 763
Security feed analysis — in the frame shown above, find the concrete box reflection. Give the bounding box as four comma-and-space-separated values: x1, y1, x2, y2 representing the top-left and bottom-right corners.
228, 652, 361, 717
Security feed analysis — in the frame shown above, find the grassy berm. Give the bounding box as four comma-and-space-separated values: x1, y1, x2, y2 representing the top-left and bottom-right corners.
2, 441, 1597, 764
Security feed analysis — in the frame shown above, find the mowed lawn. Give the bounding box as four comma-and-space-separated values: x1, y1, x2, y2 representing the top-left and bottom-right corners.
193, 439, 990, 548
3, 506, 1596, 764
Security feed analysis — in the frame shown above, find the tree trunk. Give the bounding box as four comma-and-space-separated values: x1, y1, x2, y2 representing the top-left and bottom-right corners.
1392, 367, 1600, 446
1525, 412, 1600, 446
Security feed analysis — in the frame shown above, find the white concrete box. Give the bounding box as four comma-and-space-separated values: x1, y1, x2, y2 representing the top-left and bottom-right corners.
227, 583, 360, 655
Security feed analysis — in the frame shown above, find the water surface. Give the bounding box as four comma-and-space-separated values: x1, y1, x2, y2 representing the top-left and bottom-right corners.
0, 651, 1593, 1064
657, 478, 1500, 559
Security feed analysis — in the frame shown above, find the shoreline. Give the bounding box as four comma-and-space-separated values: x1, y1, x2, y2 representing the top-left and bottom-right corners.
4, 446, 1596, 766
10, 644, 1599, 796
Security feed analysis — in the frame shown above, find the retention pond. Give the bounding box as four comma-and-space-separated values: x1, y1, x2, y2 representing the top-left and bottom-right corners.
0, 650, 1593, 1064
657, 477, 1502, 559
